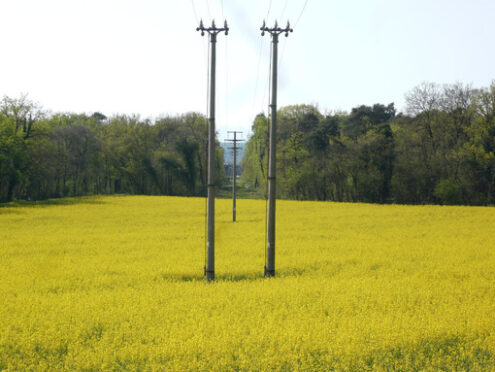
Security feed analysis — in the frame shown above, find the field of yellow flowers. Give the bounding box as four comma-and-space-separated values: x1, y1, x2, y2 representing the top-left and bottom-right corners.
0, 195, 494, 371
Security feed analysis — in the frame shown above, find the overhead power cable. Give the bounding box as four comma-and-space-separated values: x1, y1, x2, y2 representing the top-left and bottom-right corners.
206, 0, 211, 21
204, 38, 211, 272
264, 43, 273, 272
279, 0, 289, 22
294, 0, 309, 27
191, 0, 199, 23
251, 40, 264, 120
251, 0, 273, 121
191, 0, 208, 74
266, 0, 273, 20
280, 0, 309, 71
225, 30, 229, 138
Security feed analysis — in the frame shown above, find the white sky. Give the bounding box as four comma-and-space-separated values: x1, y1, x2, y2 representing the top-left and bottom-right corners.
1, 0, 495, 138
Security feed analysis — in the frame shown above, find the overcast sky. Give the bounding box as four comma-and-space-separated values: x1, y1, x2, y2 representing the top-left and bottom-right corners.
1, 0, 495, 138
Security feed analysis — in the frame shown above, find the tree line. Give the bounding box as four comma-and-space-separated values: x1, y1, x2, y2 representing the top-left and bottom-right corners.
241, 81, 495, 205
0, 95, 225, 202
2, 80, 494, 206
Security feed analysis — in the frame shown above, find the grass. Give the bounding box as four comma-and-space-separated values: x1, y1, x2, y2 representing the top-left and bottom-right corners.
0, 195, 494, 371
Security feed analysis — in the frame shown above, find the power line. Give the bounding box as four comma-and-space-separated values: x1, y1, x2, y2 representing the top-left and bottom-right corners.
266, 0, 273, 20
294, 0, 309, 27
191, 0, 209, 81
224, 32, 229, 139
279, 0, 289, 21
206, 39, 210, 119
191, 0, 199, 23
206, 0, 211, 21
250, 39, 264, 120
279, 34, 288, 70
191, 2, 210, 272
250, 0, 274, 123
204, 33, 211, 276
280, 0, 309, 68
259, 29, 273, 118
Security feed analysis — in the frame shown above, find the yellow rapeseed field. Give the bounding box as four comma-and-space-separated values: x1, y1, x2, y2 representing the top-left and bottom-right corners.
0, 196, 494, 371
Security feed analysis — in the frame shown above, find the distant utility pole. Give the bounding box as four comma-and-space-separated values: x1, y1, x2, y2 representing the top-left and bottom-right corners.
224, 131, 244, 222
261, 20, 293, 278
197, 19, 229, 282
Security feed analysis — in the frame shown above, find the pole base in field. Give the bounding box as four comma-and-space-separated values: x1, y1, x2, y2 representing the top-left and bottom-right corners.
264, 266, 275, 278
205, 268, 215, 282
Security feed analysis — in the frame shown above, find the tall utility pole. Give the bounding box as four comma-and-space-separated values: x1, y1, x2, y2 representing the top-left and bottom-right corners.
224, 131, 244, 222
261, 20, 293, 278
197, 20, 229, 282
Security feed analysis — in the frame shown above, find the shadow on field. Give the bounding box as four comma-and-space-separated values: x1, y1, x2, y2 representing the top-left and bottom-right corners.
0, 196, 106, 214
161, 272, 263, 283
160, 267, 319, 283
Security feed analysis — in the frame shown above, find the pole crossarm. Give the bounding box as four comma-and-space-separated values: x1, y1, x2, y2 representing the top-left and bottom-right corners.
260, 20, 293, 37
197, 19, 229, 36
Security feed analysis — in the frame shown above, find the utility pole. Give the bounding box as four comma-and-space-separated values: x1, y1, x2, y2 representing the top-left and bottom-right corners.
261, 20, 293, 278
197, 19, 229, 282
224, 131, 244, 222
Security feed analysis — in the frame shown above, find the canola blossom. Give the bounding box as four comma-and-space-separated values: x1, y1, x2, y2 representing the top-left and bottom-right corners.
0, 196, 494, 371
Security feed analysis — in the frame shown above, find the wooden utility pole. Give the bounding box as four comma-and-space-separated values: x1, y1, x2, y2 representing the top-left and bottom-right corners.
261, 20, 293, 278
224, 131, 244, 222
197, 19, 229, 282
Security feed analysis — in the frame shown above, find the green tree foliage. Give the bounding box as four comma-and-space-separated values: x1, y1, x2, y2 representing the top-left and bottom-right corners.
342, 103, 395, 139
2, 80, 495, 206
0, 97, 224, 202
0, 118, 29, 200
242, 81, 495, 205
241, 114, 269, 193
